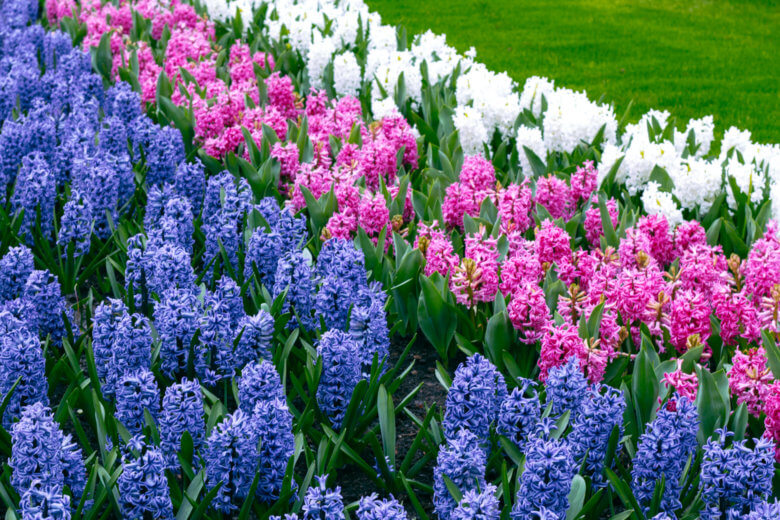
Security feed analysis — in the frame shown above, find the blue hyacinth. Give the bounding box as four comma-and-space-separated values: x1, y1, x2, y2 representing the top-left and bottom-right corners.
747, 500, 780, 520
433, 429, 487, 520
452, 484, 499, 520
235, 310, 275, 367
631, 394, 699, 515
255, 196, 282, 229
302, 475, 345, 520
0, 245, 34, 302
159, 379, 205, 470
442, 354, 508, 443
316, 330, 361, 430
118, 436, 174, 520
98, 115, 129, 157
205, 410, 260, 513
58, 189, 93, 257
274, 250, 316, 330
700, 430, 775, 519
496, 380, 540, 451
252, 397, 295, 502
22, 269, 73, 345
154, 288, 203, 379
511, 419, 576, 520
10, 403, 64, 493
174, 159, 206, 215
245, 227, 284, 288
144, 241, 197, 298
545, 356, 588, 418
198, 299, 236, 383
349, 282, 390, 370
568, 383, 626, 487
12, 151, 55, 240
18, 482, 71, 520
104, 82, 142, 127
356, 494, 408, 520
316, 238, 366, 288
115, 369, 161, 436
0, 318, 47, 427
315, 276, 355, 331
238, 360, 285, 413
144, 126, 184, 187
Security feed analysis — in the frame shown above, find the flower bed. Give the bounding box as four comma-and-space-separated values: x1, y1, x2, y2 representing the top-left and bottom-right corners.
0, 0, 776, 518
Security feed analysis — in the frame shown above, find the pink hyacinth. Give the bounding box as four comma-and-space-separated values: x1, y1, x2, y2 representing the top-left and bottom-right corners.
668, 289, 712, 354
507, 283, 550, 344
742, 221, 780, 300
499, 243, 543, 295
266, 72, 299, 120
271, 142, 300, 183
636, 214, 675, 265
357, 138, 397, 191
449, 233, 499, 308
764, 382, 780, 462
584, 198, 618, 248
442, 182, 488, 230
662, 359, 698, 401
728, 347, 775, 417
713, 289, 761, 346
378, 115, 419, 167
325, 211, 358, 240
569, 160, 597, 203
358, 193, 390, 236
45, 0, 75, 25
618, 227, 655, 269
459, 155, 496, 192
678, 244, 728, 298
497, 181, 534, 237
611, 264, 666, 326
673, 220, 707, 257
535, 220, 572, 268
535, 175, 571, 219
423, 237, 458, 277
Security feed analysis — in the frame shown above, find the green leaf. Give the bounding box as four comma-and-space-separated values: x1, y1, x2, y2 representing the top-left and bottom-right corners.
648, 165, 675, 192
632, 336, 659, 434
485, 311, 512, 370
377, 385, 396, 469
566, 475, 586, 520
696, 367, 728, 442
522, 145, 547, 177
598, 193, 619, 248
761, 330, 780, 378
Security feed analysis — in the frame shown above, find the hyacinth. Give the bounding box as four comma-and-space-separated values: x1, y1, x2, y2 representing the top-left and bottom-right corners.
584, 198, 619, 247
508, 282, 550, 344
450, 235, 500, 309
317, 330, 361, 429
569, 384, 626, 487
498, 182, 534, 237
159, 379, 205, 470
198, 300, 237, 382
433, 429, 487, 520
118, 436, 174, 520
452, 484, 499, 520
764, 383, 780, 462
544, 357, 589, 418
497, 381, 540, 451
315, 275, 357, 331
537, 323, 590, 382
700, 431, 774, 519
668, 289, 711, 353
636, 214, 675, 265
0, 321, 47, 427
570, 160, 597, 202
631, 394, 699, 514
662, 360, 699, 401
245, 227, 284, 288
535, 175, 572, 220
356, 494, 408, 520
443, 354, 507, 442
0, 245, 34, 302
713, 290, 760, 346
302, 475, 345, 520
103, 312, 152, 397
174, 159, 206, 215
18, 481, 71, 520
747, 500, 780, 520
235, 310, 275, 366
144, 241, 197, 297
511, 420, 576, 520
238, 360, 285, 413
535, 220, 572, 267
500, 244, 543, 295
115, 369, 161, 436
316, 238, 368, 287
252, 398, 295, 502
274, 250, 316, 330
350, 282, 391, 369
12, 151, 56, 239
58, 189, 93, 257
154, 288, 203, 379
728, 347, 774, 417
22, 269, 72, 345
92, 299, 127, 381
11, 403, 64, 493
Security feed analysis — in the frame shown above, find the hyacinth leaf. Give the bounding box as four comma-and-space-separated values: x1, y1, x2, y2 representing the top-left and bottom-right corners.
175, 470, 204, 520
648, 166, 675, 193
598, 193, 620, 248
604, 468, 645, 520
566, 474, 586, 520
522, 145, 547, 178
0, 481, 18, 520
608, 512, 635, 520
400, 473, 430, 520
418, 275, 456, 361
632, 335, 659, 435
695, 367, 728, 443
485, 311, 512, 371
730, 402, 749, 442
377, 385, 397, 468
760, 330, 780, 378
499, 435, 524, 467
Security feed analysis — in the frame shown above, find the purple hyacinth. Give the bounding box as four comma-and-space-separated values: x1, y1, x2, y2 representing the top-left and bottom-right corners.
58, 189, 93, 257
255, 196, 281, 229
568, 383, 626, 487
747, 500, 780, 520
98, 115, 129, 157
316, 330, 361, 430
71, 155, 124, 239
0, 317, 47, 427
631, 394, 699, 515
252, 397, 295, 502
245, 227, 284, 288
274, 250, 316, 330
452, 484, 499, 520
104, 81, 141, 126
118, 435, 174, 520
18, 481, 71, 520
204, 410, 260, 513
144, 184, 176, 231
115, 369, 161, 436
0, 245, 34, 302
302, 475, 345, 520
433, 429, 487, 520
159, 379, 205, 470
238, 360, 284, 414
197, 299, 236, 384
22, 269, 73, 345
349, 282, 390, 370
276, 207, 308, 253
213, 276, 244, 329
10, 403, 64, 493
154, 288, 203, 378
91, 298, 128, 381
143, 241, 196, 298
316, 238, 366, 287
144, 126, 184, 187
700, 430, 775, 519
356, 494, 408, 520
174, 159, 205, 215
11, 151, 55, 239
497, 380, 540, 452
545, 356, 588, 418
511, 419, 576, 520
442, 354, 508, 443
315, 276, 355, 331
235, 310, 275, 367
202, 172, 252, 274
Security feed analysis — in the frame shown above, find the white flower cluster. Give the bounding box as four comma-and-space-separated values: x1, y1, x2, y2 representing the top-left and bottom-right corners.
203, 0, 779, 224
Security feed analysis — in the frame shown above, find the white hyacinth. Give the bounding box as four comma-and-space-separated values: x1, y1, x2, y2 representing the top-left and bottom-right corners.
516, 126, 546, 176
333, 52, 362, 98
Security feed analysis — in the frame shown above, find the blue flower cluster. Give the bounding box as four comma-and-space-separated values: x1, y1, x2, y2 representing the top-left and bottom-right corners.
356, 494, 409, 520
115, 369, 162, 436
496, 380, 540, 452
700, 430, 775, 519
238, 360, 286, 413
0, 311, 47, 427
19, 481, 72, 520
452, 484, 500, 520
301, 475, 345, 520
159, 379, 205, 470
118, 436, 174, 520
253, 398, 296, 502
442, 354, 507, 442
545, 356, 588, 418
316, 330, 362, 429
631, 394, 699, 515
433, 429, 487, 520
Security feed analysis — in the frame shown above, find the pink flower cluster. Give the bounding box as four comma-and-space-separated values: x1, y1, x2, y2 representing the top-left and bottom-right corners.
449, 231, 499, 308
45, 0, 75, 25
662, 359, 698, 401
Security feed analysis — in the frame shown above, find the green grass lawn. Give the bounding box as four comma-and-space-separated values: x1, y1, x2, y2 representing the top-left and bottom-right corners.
366, 0, 780, 144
